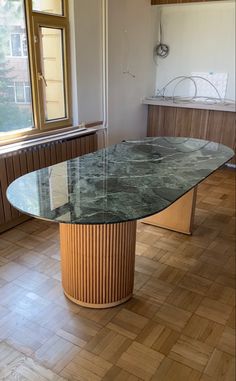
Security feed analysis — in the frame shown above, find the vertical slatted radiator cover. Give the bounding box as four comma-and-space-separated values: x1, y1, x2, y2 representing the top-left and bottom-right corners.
0, 132, 98, 233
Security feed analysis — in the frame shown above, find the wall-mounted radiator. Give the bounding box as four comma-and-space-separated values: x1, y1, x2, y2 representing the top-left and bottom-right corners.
0, 130, 98, 233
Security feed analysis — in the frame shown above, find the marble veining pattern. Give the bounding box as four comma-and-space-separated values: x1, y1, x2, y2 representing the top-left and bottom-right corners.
7, 137, 234, 224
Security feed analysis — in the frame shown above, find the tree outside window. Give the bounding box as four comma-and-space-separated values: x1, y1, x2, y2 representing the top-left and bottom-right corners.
0, 0, 71, 138
0, 0, 33, 133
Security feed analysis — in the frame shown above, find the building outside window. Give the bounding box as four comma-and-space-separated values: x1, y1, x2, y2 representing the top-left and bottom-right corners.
0, 0, 71, 138
7, 81, 31, 103
8, 33, 28, 57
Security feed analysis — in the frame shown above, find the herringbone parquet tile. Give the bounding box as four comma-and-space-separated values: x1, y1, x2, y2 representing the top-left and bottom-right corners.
0, 168, 235, 381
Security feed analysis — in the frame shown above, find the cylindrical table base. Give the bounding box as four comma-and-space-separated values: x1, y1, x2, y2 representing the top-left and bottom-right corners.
59, 221, 137, 309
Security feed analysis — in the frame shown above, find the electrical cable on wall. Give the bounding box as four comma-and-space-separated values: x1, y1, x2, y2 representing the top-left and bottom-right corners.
154, 9, 169, 62
155, 75, 233, 105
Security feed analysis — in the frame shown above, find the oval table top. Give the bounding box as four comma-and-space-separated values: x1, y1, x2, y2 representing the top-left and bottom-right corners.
7, 137, 234, 224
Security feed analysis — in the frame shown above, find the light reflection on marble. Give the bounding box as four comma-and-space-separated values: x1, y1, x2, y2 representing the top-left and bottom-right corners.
7, 137, 234, 224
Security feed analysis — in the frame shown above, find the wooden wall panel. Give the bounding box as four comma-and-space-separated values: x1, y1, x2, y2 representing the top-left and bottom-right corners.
0, 159, 10, 223
206, 111, 224, 143
0, 132, 98, 233
163, 107, 177, 136
189, 109, 209, 140
147, 105, 236, 164
19, 151, 28, 175
0, 183, 5, 225
175, 108, 193, 137
220, 112, 236, 156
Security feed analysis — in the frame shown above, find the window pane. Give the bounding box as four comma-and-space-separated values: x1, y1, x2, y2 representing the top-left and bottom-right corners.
0, 0, 33, 134
7, 86, 15, 102
40, 27, 66, 121
22, 35, 27, 56
25, 83, 31, 103
11, 33, 21, 56
15, 82, 24, 102
32, 0, 63, 15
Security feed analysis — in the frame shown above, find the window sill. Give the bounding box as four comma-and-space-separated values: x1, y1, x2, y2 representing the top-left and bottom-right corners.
0, 124, 101, 156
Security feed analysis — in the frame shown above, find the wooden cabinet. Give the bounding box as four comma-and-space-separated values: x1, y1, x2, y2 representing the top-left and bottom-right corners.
147, 105, 236, 163
151, 0, 220, 4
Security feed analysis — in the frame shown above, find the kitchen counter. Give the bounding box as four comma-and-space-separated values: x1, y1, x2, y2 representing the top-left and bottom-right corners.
143, 97, 236, 113
145, 100, 235, 165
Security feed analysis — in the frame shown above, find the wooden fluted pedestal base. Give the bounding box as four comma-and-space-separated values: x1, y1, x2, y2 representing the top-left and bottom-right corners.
60, 221, 137, 309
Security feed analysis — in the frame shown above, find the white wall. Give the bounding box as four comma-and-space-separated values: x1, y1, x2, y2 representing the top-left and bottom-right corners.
70, 0, 157, 144
155, 1, 235, 100
108, 0, 158, 144
70, 0, 103, 125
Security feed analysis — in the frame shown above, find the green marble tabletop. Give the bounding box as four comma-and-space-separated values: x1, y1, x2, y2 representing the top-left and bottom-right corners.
7, 137, 234, 224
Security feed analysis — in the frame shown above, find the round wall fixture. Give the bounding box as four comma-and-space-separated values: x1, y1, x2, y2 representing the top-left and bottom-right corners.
155, 43, 169, 58
155, 10, 169, 59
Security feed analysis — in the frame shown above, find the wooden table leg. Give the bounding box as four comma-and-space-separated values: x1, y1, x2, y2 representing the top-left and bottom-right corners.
60, 221, 137, 308
142, 187, 197, 235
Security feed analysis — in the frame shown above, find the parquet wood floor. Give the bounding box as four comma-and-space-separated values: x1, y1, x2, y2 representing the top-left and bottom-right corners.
0, 168, 235, 381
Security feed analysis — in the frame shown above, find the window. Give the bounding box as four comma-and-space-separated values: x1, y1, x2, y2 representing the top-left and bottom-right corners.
39, 27, 66, 121
11, 34, 21, 56
8, 33, 28, 57
0, 0, 71, 138
32, 0, 63, 16
7, 82, 31, 104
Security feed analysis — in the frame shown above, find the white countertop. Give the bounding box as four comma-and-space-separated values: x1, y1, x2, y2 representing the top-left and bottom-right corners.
143, 97, 236, 113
